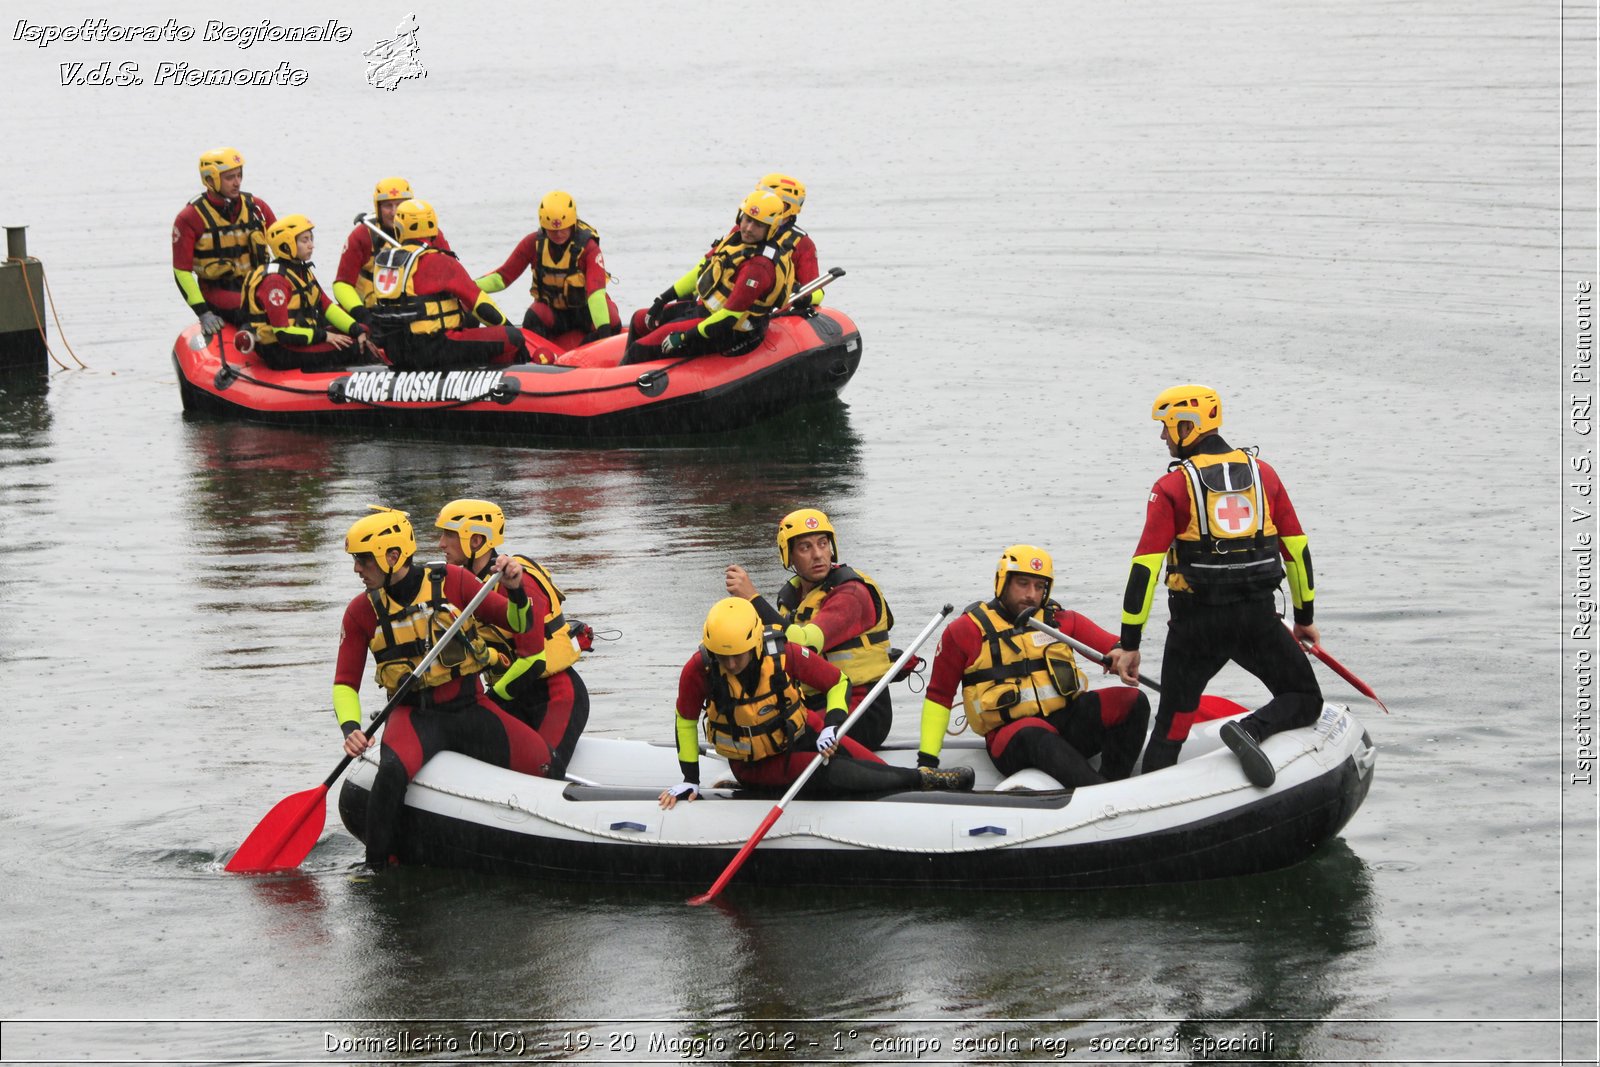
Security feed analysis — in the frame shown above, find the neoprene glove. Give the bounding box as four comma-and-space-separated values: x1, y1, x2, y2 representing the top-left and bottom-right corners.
815, 725, 839, 753
198, 311, 224, 336
666, 782, 700, 800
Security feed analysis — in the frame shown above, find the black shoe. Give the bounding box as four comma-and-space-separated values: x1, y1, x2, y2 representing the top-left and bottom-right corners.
919, 765, 976, 792
1220, 722, 1275, 788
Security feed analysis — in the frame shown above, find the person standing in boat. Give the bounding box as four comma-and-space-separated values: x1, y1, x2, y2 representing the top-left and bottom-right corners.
659, 598, 974, 808
172, 147, 276, 336
916, 546, 1150, 789
1107, 385, 1323, 788
336, 507, 555, 869
241, 215, 377, 371
723, 508, 897, 749
620, 189, 795, 365
474, 190, 621, 345
367, 199, 534, 370
433, 499, 590, 779
332, 176, 453, 324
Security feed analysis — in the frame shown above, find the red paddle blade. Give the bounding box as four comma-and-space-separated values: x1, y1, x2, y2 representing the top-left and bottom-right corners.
687, 804, 784, 906
225, 785, 330, 873
1195, 695, 1250, 722
1308, 643, 1390, 714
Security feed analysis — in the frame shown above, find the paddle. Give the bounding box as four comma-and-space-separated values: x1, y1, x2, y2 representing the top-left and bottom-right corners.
225, 570, 502, 873
686, 603, 954, 906
1285, 621, 1390, 714
776, 267, 845, 314
354, 212, 404, 250
1023, 613, 1249, 719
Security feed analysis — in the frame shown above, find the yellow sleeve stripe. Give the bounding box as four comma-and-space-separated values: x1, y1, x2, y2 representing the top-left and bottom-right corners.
919, 698, 952, 760
174, 269, 205, 308
1281, 534, 1315, 608
1121, 552, 1166, 627
675, 712, 700, 764
586, 288, 612, 327
672, 265, 700, 299
333, 683, 362, 727
492, 652, 547, 700
331, 280, 363, 313
506, 598, 532, 634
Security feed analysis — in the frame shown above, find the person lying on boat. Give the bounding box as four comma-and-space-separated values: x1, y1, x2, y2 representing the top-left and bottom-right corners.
474, 190, 621, 345
1106, 384, 1323, 788
916, 545, 1150, 790
367, 199, 534, 370
335, 507, 557, 870
332, 176, 453, 325
724, 507, 896, 750
173, 146, 275, 337
434, 499, 590, 780
620, 189, 796, 366
659, 598, 974, 809
241, 215, 378, 371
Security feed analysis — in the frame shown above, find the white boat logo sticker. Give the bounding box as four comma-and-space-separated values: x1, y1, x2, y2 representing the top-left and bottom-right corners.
342, 369, 505, 404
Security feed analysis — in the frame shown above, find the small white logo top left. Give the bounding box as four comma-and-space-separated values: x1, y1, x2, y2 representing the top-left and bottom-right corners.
364, 13, 426, 91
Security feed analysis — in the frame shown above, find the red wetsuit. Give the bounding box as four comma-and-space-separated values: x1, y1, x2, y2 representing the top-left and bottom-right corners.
334, 223, 451, 295
172, 191, 276, 313
626, 254, 779, 359
487, 232, 618, 337
674, 642, 882, 790
374, 243, 525, 367
925, 604, 1148, 784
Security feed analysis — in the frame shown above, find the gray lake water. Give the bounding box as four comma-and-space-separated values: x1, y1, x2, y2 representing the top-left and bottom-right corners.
0, 0, 1593, 1063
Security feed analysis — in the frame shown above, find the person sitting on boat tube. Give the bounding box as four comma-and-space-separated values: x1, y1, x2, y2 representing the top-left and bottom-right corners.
752, 173, 824, 307
172, 147, 276, 337
659, 598, 975, 808
916, 546, 1150, 790
1106, 384, 1323, 789
723, 508, 897, 750
332, 176, 454, 324
367, 199, 536, 370
335, 507, 556, 870
474, 190, 621, 346
434, 498, 590, 780
620, 189, 796, 366
241, 215, 377, 371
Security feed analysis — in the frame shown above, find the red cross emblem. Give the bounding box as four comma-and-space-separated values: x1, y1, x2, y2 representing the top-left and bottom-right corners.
1213, 494, 1254, 533
804, 517, 819, 529
375, 266, 399, 289
1030, 557, 1044, 571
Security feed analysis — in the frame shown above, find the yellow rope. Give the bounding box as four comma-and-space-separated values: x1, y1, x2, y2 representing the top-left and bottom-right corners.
7, 257, 87, 370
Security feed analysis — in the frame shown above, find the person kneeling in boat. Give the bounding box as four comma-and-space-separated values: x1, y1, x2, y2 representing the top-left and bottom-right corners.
434, 499, 590, 779
172, 146, 276, 337
724, 508, 897, 750
620, 189, 795, 366
916, 546, 1150, 790
336, 507, 556, 869
1106, 384, 1323, 788
474, 190, 621, 346
332, 176, 454, 325
368, 199, 534, 370
242, 215, 377, 371
659, 598, 973, 808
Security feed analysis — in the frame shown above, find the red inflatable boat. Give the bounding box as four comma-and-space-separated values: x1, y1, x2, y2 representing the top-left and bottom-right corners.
171, 309, 862, 439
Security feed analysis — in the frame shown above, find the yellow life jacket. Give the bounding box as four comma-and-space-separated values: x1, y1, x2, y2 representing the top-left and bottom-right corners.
370, 244, 466, 335
1166, 448, 1285, 598
774, 565, 894, 690
701, 627, 810, 762
531, 222, 600, 310
770, 221, 807, 259
693, 231, 795, 331
243, 261, 323, 346
352, 222, 402, 306
366, 566, 498, 696
189, 192, 268, 288
476, 553, 582, 685
958, 599, 1085, 736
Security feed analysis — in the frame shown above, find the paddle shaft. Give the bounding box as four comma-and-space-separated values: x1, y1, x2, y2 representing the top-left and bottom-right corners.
1024, 614, 1161, 691
687, 603, 954, 905
779, 267, 844, 311
356, 213, 404, 250
1283, 620, 1389, 713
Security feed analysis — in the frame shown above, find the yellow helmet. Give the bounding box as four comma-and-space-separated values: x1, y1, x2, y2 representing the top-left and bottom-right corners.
265, 214, 314, 260
394, 198, 439, 241
346, 507, 415, 575
538, 190, 577, 231
995, 544, 1053, 600
198, 147, 244, 193
435, 498, 505, 560
703, 597, 764, 657
776, 508, 838, 569
1151, 384, 1223, 445
738, 189, 788, 238
373, 176, 414, 211
756, 173, 806, 219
